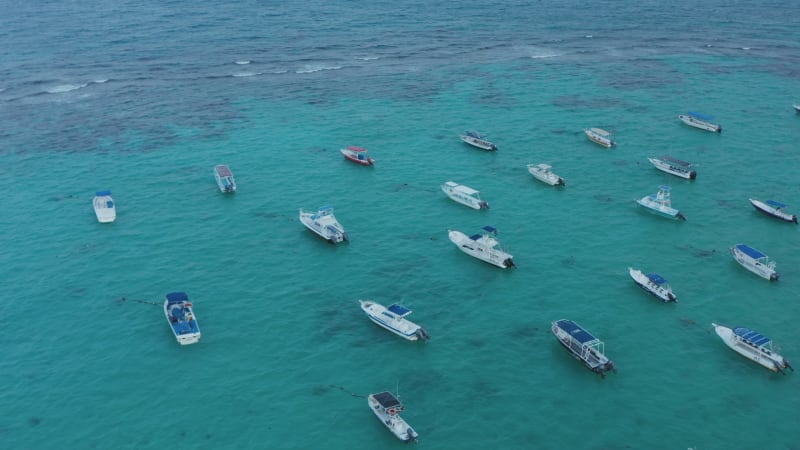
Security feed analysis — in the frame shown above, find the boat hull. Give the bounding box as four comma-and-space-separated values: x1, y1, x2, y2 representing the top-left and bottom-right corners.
636, 198, 686, 220
299, 210, 348, 244
460, 135, 497, 151
749, 199, 798, 224
93, 196, 116, 223
214, 165, 236, 193
551, 320, 616, 377
584, 129, 615, 148
678, 114, 722, 133
448, 230, 514, 269
730, 246, 778, 281
712, 324, 791, 373
164, 300, 201, 345
441, 183, 489, 210
368, 395, 418, 442
360, 301, 428, 341
628, 268, 676, 302
527, 166, 565, 186
648, 158, 696, 180
340, 148, 374, 166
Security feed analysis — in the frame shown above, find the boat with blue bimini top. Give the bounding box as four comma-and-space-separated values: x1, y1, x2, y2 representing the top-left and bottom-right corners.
299, 205, 348, 244
214, 164, 236, 193
164, 292, 201, 345
368, 391, 419, 442
749, 198, 798, 224
629, 267, 677, 302
636, 185, 686, 220
460, 130, 497, 151
678, 112, 722, 133
93, 191, 116, 223
448, 226, 515, 269
441, 181, 489, 210
584, 127, 615, 148
730, 244, 779, 281
712, 323, 793, 374
647, 156, 697, 180
359, 300, 430, 341
552, 319, 616, 378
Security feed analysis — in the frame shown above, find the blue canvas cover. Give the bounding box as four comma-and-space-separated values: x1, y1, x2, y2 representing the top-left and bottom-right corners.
557, 319, 597, 344
647, 274, 667, 285
660, 156, 691, 167
469, 234, 482, 241
766, 200, 787, 209
466, 131, 485, 139
688, 111, 714, 121
733, 327, 771, 347
387, 304, 411, 316
95, 190, 112, 196
482, 226, 497, 234
735, 244, 766, 260
166, 292, 189, 304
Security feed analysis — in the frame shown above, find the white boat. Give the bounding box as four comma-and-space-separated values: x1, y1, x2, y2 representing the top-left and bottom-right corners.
730, 244, 779, 281
299, 205, 348, 244
584, 128, 615, 148
359, 300, 430, 341
636, 185, 686, 220
793, 104, 800, 113
441, 181, 489, 210
678, 112, 722, 133
368, 391, 418, 442
214, 164, 236, 193
93, 191, 116, 223
647, 156, 697, 180
340, 145, 375, 166
448, 226, 515, 269
527, 163, 565, 186
749, 199, 798, 224
628, 267, 677, 302
711, 323, 793, 373
552, 319, 616, 378
164, 292, 201, 345
460, 130, 497, 151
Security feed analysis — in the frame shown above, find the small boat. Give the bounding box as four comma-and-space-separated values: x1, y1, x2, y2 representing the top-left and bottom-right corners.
441, 181, 489, 210
584, 128, 615, 148
730, 244, 778, 281
299, 205, 348, 244
711, 323, 793, 373
749, 198, 798, 224
636, 185, 686, 220
340, 146, 374, 166
551, 319, 616, 377
793, 104, 800, 113
93, 191, 116, 223
448, 226, 515, 269
164, 292, 201, 345
527, 163, 565, 186
647, 156, 697, 180
214, 165, 236, 193
359, 300, 430, 341
460, 130, 497, 151
678, 112, 722, 133
628, 267, 677, 302
367, 391, 419, 442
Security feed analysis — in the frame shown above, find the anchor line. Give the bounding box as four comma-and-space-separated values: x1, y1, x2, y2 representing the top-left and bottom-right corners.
330, 385, 366, 398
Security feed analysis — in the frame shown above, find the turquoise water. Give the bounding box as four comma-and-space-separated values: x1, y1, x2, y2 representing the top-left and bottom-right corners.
2, 1, 800, 448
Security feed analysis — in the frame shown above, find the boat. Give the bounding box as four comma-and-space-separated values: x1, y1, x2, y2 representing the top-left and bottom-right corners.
628, 267, 677, 302
367, 391, 419, 442
584, 128, 615, 148
793, 104, 800, 113
448, 226, 515, 269
93, 191, 116, 223
551, 319, 616, 378
359, 300, 430, 341
214, 165, 236, 193
164, 292, 201, 345
636, 185, 686, 220
647, 156, 697, 180
340, 146, 374, 166
299, 205, 348, 244
730, 244, 779, 281
678, 112, 722, 133
460, 130, 497, 151
749, 198, 798, 224
441, 181, 489, 210
527, 163, 565, 186
711, 323, 793, 373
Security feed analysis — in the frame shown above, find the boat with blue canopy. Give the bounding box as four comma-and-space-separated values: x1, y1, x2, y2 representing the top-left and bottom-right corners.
93, 190, 116, 223
163, 292, 201, 345
299, 205, 348, 244
368, 390, 419, 442
460, 130, 497, 151
551, 319, 616, 377
712, 323, 793, 373
448, 226, 515, 269
636, 185, 686, 220
359, 300, 429, 341
749, 198, 798, 224
730, 244, 778, 281
678, 111, 722, 133
628, 267, 677, 302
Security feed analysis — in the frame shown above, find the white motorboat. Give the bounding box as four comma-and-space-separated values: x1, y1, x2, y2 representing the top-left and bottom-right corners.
441, 181, 489, 210
647, 156, 697, 180
93, 191, 116, 223
793, 104, 800, 113
164, 292, 201, 345
368, 391, 419, 442
460, 130, 497, 151
340, 145, 374, 166
628, 267, 677, 302
636, 185, 686, 220
749, 199, 798, 224
299, 205, 348, 244
552, 319, 616, 378
678, 112, 722, 133
448, 226, 515, 269
527, 163, 565, 186
730, 244, 778, 281
214, 164, 236, 193
584, 128, 615, 148
359, 300, 430, 341
711, 323, 793, 373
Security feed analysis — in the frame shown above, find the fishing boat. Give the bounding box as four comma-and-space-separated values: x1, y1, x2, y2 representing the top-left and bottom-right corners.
584, 128, 615, 148
214, 165, 236, 193
749, 198, 798, 224
527, 163, 565, 186
93, 191, 116, 223
678, 112, 722, 133
367, 391, 419, 442
647, 156, 697, 180
711, 323, 793, 373
299, 205, 348, 244
730, 244, 778, 281
448, 226, 515, 269
636, 185, 686, 220
340, 146, 374, 166
551, 319, 616, 378
460, 130, 497, 151
441, 181, 489, 210
359, 300, 430, 341
164, 292, 201, 345
628, 267, 677, 302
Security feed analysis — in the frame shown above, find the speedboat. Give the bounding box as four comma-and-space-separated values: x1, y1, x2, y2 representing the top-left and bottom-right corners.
359, 300, 430, 341
441, 181, 489, 210
647, 156, 697, 180
711, 323, 793, 373
678, 112, 722, 133
628, 267, 677, 302
164, 292, 201, 345
730, 244, 778, 281
460, 131, 497, 151
527, 163, 565, 186
636, 185, 686, 220
749, 198, 798, 224
93, 191, 116, 223
340, 145, 374, 166
368, 391, 419, 442
299, 205, 348, 244
552, 319, 616, 378
793, 104, 799, 113
448, 226, 515, 269
214, 165, 236, 193
584, 128, 615, 148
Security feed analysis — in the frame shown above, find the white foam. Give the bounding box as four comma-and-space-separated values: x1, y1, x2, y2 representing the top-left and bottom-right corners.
232, 72, 258, 77
356, 56, 380, 61
235, 60, 251, 65
295, 64, 342, 74
585, 35, 593, 38
92, 79, 108, 84
45, 83, 88, 94
741, 47, 751, 50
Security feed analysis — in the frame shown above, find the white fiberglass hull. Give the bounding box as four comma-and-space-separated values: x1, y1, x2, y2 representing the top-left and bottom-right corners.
441, 185, 489, 210
460, 135, 497, 151
712, 324, 790, 372
360, 301, 428, 341
749, 199, 798, 224
299, 211, 348, 244
628, 268, 676, 302
448, 230, 514, 269
730, 246, 778, 281
527, 166, 564, 186
636, 197, 685, 220
648, 158, 696, 180
93, 197, 116, 223
584, 130, 614, 148
164, 302, 201, 345
678, 115, 721, 133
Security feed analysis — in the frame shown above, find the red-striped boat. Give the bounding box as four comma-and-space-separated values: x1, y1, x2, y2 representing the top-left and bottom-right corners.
340, 145, 374, 166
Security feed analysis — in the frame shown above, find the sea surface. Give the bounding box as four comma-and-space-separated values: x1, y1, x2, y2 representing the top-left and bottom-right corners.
2, 1, 800, 448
